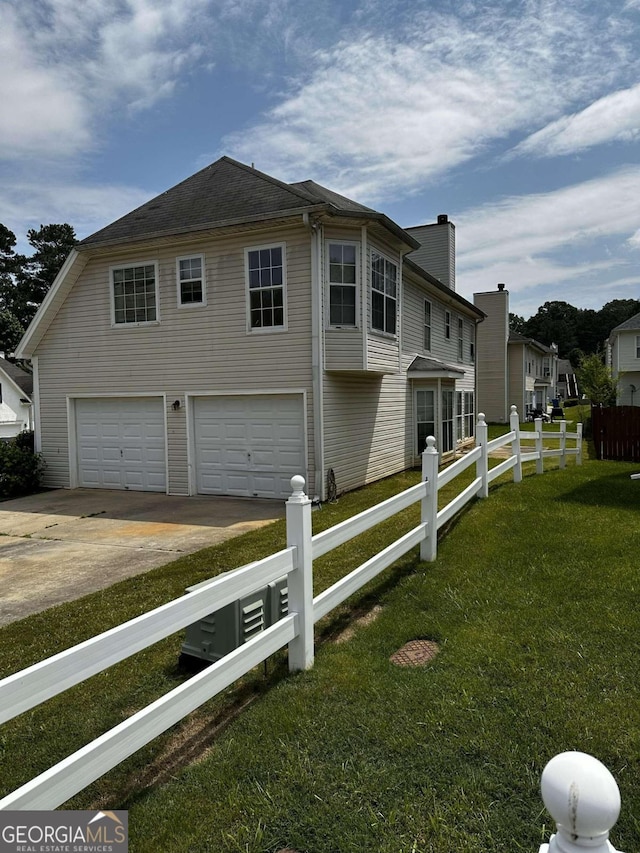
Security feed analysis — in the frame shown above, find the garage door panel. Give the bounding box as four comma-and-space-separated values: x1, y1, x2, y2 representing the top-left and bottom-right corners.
195, 395, 305, 499
76, 398, 166, 492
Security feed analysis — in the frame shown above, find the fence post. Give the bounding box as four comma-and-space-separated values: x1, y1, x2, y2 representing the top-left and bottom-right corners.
420, 436, 439, 562
576, 422, 583, 465
538, 751, 623, 852
535, 416, 544, 474
476, 413, 489, 498
510, 405, 522, 483
286, 475, 314, 672
559, 420, 567, 469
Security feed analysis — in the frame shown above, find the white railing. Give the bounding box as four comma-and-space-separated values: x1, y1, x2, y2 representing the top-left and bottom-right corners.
0, 407, 582, 810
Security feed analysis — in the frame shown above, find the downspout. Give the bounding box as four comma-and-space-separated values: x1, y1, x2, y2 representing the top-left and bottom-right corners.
31, 356, 41, 453
306, 213, 325, 501
361, 226, 368, 369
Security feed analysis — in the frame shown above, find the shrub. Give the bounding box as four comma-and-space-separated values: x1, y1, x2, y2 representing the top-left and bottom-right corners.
0, 434, 45, 499
13, 429, 35, 452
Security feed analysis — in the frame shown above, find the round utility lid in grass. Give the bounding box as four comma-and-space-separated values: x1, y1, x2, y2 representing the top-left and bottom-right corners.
390, 639, 440, 667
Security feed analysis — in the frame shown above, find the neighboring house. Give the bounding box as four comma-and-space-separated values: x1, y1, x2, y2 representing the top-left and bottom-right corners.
16, 156, 483, 500
474, 284, 558, 423
607, 311, 640, 406
0, 356, 33, 439
557, 358, 579, 401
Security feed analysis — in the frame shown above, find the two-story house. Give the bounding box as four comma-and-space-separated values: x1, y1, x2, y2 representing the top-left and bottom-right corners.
0, 356, 33, 440
16, 157, 483, 500
607, 311, 640, 406
474, 284, 558, 422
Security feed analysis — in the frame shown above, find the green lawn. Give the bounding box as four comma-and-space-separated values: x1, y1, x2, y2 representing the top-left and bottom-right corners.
1, 438, 639, 852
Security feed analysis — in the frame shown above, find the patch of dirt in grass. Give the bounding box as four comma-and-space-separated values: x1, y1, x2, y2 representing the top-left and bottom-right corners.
91, 684, 262, 809
333, 604, 383, 644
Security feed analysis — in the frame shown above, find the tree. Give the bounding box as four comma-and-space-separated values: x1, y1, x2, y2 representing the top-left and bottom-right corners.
577, 352, 617, 406
509, 312, 527, 334
0, 310, 25, 355
524, 301, 579, 358
0, 223, 77, 334
14, 224, 77, 326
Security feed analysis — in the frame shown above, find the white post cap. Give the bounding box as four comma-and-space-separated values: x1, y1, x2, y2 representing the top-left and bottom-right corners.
541, 751, 621, 851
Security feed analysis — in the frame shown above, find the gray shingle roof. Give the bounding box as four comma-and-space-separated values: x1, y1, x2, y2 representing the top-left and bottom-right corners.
407, 356, 464, 375
0, 357, 33, 397
610, 311, 640, 334
80, 156, 415, 249
81, 157, 324, 247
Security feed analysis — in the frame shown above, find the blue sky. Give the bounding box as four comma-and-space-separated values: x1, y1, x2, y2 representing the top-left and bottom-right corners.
1, 0, 639, 319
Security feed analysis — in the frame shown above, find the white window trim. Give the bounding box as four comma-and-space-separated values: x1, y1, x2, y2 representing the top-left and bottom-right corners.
445, 310, 451, 340
244, 242, 288, 334
415, 387, 436, 456
326, 240, 359, 329
424, 299, 432, 352
110, 260, 160, 328
370, 249, 398, 338
636, 335, 640, 359
176, 253, 206, 308
457, 316, 464, 361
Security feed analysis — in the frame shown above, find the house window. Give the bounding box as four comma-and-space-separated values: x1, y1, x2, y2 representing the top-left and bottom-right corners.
457, 317, 464, 361
416, 389, 435, 454
424, 300, 432, 351
177, 255, 205, 306
246, 244, 286, 330
470, 339, 475, 363
371, 252, 397, 335
445, 310, 451, 339
636, 335, 640, 358
328, 243, 357, 326
465, 391, 475, 437
456, 390, 464, 441
111, 263, 158, 325
442, 389, 454, 453
0, 382, 2, 404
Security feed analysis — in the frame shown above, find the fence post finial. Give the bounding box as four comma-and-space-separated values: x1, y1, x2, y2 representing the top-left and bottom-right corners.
286, 476, 314, 671
420, 436, 439, 562
510, 406, 522, 483
476, 413, 489, 498
539, 751, 623, 853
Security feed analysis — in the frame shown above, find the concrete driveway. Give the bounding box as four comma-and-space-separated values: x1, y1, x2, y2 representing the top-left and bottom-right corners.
0, 489, 284, 627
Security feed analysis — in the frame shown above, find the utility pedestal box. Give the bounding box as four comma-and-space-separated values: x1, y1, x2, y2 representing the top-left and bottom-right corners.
180, 573, 289, 665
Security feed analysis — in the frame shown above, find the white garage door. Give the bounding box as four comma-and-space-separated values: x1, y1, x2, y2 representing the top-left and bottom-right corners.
194, 395, 305, 499
75, 397, 166, 492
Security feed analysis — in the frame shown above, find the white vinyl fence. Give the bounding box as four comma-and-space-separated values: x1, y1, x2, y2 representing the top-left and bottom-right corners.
0, 408, 582, 811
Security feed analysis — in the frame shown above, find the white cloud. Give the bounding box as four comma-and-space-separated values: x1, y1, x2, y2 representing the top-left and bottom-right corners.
513, 84, 640, 158
0, 0, 215, 161
0, 180, 153, 250
455, 167, 640, 310
223, 2, 638, 203
0, 6, 91, 159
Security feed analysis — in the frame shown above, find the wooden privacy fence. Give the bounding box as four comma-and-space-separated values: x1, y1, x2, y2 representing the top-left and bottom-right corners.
0, 407, 582, 811
592, 405, 640, 463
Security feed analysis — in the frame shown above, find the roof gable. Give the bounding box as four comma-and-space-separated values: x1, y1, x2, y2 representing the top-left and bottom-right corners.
81, 157, 326, 248
0, 357, 32, 398
610, 311, 640, 335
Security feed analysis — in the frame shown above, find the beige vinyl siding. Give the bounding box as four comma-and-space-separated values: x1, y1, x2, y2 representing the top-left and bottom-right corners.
405, 221, 455, 290
322, 372, 410, 495
474, 290, 509, 422
324, 329, 364, 370
34, 224, 316, 495
508, 344, 526, 414
615, 332, 640, 371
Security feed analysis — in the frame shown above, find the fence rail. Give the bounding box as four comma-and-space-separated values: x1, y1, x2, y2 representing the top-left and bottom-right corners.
0, 407, 583, 811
